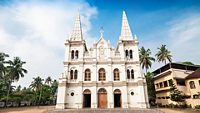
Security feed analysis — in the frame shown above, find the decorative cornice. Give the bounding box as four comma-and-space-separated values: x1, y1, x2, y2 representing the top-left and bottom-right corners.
63, 60, 140, 65
58, 81, 145, 87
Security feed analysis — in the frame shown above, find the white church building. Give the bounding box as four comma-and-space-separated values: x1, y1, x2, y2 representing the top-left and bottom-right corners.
56, 11, 149, 109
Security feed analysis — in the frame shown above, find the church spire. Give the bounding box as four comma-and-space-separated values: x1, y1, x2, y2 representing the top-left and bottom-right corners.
70, 12, 83, 41
119, 11, 133, 40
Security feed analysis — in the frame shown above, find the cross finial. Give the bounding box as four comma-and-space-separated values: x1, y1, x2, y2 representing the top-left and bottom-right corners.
100, 27, 104, 38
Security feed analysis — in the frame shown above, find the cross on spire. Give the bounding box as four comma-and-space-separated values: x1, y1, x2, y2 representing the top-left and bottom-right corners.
100, 27, 104, 38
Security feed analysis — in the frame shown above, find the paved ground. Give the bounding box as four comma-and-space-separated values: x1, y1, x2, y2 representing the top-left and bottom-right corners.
0, 106, 199, 113
44, 108, 161, 113
159, 108, 200, 113
0, 106, 54, 113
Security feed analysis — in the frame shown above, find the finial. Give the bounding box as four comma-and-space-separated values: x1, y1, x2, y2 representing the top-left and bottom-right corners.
134, 34, 137, 39
108, 40, 110, 45
100, 27, 104, 38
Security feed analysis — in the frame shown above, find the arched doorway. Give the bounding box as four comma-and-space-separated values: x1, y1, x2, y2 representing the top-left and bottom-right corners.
83, 89, 91, 108
98, 88, 107, 108
114, 89, 121, 108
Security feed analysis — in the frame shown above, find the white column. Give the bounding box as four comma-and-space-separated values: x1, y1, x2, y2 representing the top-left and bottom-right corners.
56, 79, 67, 109
121, 86, 128, 108
107, 86, 113, 108
91, 86, 97, 108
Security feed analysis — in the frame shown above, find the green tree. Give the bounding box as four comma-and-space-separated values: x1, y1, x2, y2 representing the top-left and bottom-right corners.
16, 85, 21, 92
170, 82, 185, 104
139, 47, 155, 73
51, 80, 58, 104
45, 76, 52, 85
0, 52, 9, 78
145, 72, 156, 106
181, 61, 194, 65
155, 45, 172, 64
29, 76, 44, 105
5, 57, 27, 106
40, 85, 51, 104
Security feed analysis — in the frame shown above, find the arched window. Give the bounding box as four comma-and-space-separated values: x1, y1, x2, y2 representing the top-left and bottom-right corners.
114, 89, 121, 94
125, 50, 129, 58
130, 50, 133, 59
85, 69, 91, 81
99, 68, 106, 81
83, 89, 91, 94
98, 88, 107, 93
127, 69, 130, 79
75, 50, 79, 59
70, 70, 73, 79
114, 68, 120, 81
131, 69, 134, 79
71, 50, 74, 59
189, 81, 196, 89
74, 70, 78, 79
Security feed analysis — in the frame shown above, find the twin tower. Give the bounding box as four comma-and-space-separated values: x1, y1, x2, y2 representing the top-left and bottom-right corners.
56, 11, 149, 109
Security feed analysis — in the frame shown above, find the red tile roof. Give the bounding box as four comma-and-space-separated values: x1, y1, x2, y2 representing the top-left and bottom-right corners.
186, 68, 200, 79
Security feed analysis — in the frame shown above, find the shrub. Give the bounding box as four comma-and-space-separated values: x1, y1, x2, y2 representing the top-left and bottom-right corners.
195, 105, 200, 109
169, 103, 175, 108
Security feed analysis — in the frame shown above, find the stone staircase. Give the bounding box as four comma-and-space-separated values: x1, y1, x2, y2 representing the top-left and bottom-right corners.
44, 108, 163, 113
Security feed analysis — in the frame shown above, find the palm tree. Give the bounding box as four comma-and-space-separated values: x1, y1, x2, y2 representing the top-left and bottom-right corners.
5, 57, 27, 106
45, 76, 52, 85
0, 52, 9, 78
6, 57, 27, 81
29, 76, 44, 105
155, 45, 172, 64
139, 47, 155, 73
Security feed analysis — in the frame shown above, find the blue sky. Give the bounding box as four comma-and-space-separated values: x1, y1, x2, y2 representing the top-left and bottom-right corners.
87, 0, 200, 44
0, 0, 200, 87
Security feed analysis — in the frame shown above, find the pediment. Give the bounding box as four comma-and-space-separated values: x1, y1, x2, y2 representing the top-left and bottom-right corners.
96, 37, 109, 49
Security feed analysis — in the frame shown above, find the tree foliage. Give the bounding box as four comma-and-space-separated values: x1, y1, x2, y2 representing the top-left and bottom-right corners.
155, 45, 172, 64
0, 52, 58, 107
170, 82, 185, 103
145, 72, 156, 106
181, 61, 194, 65
139, 47, 155, 73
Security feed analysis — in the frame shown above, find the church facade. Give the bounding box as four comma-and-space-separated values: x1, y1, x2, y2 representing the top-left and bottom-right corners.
56, 11, 149, 109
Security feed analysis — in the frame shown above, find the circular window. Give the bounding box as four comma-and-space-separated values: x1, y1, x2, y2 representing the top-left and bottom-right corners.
71, 92, 74, 96
131, 92, 134, 96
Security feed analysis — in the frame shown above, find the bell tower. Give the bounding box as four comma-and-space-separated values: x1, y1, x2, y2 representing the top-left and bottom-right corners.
116, 11, 139, 61
64, 12, 88, 63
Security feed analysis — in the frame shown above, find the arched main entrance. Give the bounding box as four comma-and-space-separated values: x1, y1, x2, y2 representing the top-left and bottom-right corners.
98, 88, 107, 108
114, 89, 121, 108
83, 89, 91, 108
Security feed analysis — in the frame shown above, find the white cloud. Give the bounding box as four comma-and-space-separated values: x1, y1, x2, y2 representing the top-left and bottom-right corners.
168, 13, 200, 64
0, 0, 97, 87
140, 11, 200, 72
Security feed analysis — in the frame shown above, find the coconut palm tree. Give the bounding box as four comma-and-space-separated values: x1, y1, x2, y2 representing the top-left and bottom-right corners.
139, 47, 155, 73
29, 76, 44, 105
0, 52, 9, 78
30, 77, 44, 92
0, 53, 9, 102
5, 57, 27, 106
45, 76, 52, 85
155, 45, 172, 64
6, 57, 27, 81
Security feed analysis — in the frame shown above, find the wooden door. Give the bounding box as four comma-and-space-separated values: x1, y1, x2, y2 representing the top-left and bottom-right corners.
98, 93, 107, 108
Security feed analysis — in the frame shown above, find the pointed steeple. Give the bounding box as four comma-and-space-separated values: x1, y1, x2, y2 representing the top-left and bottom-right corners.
119, 11, 133, 40
70, 12, 83, 41
100, 27, 104, 38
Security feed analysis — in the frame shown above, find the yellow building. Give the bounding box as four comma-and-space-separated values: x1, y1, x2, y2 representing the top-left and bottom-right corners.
152, 63, 200, 108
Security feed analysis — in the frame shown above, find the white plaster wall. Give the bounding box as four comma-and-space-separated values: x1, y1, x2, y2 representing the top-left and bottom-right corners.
56, 80, 67, 109
57, 38, 149, 109
65, 86, 82, 108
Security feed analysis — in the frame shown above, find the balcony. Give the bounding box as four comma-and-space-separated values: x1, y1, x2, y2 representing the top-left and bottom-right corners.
155, 86, 171, 92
